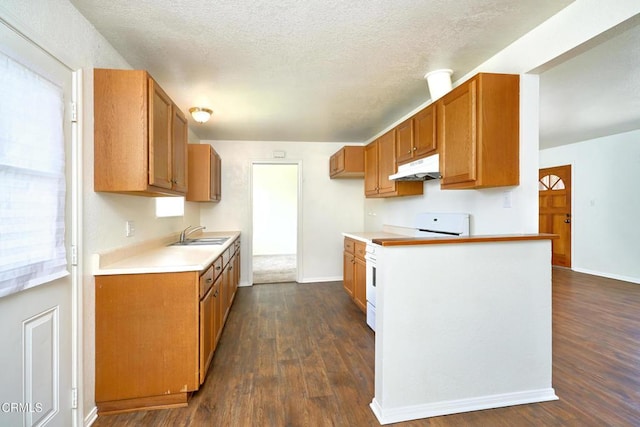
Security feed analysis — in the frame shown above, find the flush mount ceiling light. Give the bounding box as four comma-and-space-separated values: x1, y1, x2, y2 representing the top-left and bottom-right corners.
424, 69, 453, 101
189, 107, 213, 124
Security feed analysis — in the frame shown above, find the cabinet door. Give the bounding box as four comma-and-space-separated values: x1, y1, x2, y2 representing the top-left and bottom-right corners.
377, 129, 397, 195
212, 274, 223, 347
199, 285, 214, 384
330, 149, 345, 177
343, 251, 354, 298
413, 104, 437, 158
354, 257, 367, 313
228, 253, 237, 305
213, 150, 222, 201
148, 78, 173, 190
438, 78, 477, 187
95, 272, 199, 404
364, 141, 379, 196
396, 118, 414, 164
222, 263, 232, 323
233, 249, 241, 292
172, 106, 188, 193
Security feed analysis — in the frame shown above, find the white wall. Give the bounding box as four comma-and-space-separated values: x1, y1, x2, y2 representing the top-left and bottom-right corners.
252, 164, 298, 255
199, 140, 365, 284
540, 130, 640, 283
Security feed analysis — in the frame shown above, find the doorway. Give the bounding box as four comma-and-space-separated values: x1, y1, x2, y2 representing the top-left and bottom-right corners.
539, 165, 572, 267
251, 162, 300, 284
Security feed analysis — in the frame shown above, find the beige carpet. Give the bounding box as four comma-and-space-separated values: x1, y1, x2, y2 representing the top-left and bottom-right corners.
253, 254, 297, 284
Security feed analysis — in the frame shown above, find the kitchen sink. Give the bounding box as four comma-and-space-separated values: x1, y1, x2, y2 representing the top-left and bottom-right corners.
170, 237, 230, 246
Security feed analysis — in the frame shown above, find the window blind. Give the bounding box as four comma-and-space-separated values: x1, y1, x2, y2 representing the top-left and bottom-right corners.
0, 51, 68, 298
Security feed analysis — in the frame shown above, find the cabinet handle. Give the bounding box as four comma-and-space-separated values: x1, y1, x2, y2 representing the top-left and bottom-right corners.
407, 150, 411, 154
413, 147, 417, 151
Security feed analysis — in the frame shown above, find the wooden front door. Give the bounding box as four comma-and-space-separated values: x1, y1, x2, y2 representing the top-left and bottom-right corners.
539, 165, 572, 267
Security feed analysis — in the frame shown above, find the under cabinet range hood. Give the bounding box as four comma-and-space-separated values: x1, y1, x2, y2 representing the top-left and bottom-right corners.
389, 154, 441, 181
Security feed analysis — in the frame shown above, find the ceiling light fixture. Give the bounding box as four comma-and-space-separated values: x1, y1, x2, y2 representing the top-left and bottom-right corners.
189, 107, 213, 124
424, 69, 453, 101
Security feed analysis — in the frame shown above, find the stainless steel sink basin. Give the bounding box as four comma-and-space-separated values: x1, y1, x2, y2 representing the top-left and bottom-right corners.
170, 237, 230, 246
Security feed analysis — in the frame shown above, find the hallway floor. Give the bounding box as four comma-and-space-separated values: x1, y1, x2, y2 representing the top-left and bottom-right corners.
252, 254, 296, 284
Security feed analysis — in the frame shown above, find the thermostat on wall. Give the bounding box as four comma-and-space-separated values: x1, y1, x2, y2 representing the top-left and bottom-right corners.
273, 150, 286, 158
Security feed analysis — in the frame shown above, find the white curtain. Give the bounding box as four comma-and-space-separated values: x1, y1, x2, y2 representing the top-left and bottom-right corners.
0, 51, 68, 298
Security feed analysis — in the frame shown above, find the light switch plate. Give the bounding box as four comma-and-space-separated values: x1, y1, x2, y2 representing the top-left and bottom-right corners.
503, 191, 512, 208
126, 220, 135, 237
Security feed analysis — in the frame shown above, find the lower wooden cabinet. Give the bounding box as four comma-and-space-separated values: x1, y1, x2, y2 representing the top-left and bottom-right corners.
343, 237, 366, 313
95, 237, 240, 414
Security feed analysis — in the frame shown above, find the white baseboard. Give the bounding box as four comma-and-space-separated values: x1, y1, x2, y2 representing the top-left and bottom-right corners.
370, 388, 558, 425
571, 267, 639, 285
84, 406, 98, 427
240, 277, 342, 286
297, 276, 342, 284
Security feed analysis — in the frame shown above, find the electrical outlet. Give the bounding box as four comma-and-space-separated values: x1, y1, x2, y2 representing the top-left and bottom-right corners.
126, 220, 135, 237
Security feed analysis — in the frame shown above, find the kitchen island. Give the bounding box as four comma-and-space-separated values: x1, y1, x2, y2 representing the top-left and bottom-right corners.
368, 234, 558, 424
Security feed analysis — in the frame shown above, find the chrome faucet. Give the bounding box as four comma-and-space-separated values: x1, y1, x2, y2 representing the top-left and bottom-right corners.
180, 225, 206, 243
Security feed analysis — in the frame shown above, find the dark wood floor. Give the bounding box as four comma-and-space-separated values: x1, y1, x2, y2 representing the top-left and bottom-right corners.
93, 268, 640, 426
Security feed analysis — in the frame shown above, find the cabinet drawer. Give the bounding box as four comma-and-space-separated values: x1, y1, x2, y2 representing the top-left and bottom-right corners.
354, 241, 366, 260
200, 265, 215, 298
222, 247, 231, 267
344, 238, 355, 254
212, 256, 223, 280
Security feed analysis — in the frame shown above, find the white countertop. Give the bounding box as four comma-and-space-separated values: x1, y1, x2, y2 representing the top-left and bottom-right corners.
342, 231, 408, 243
93, 231, 240, 276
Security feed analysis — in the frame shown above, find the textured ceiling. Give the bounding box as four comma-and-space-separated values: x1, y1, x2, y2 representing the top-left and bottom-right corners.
69, 0, 579, 142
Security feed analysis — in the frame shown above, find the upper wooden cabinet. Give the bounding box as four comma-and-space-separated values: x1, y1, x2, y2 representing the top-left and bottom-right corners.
396, 103, 437, 165
364, 130, 423, 198
377, 130, 397, 195
395, 118, 414, 165
438, 73, 519, 189
330, 146, 364, 178
94, 68, 188, 196
187, 144, 221, 202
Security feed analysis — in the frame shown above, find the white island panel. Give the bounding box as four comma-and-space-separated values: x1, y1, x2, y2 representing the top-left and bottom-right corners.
371, 239, 557, 424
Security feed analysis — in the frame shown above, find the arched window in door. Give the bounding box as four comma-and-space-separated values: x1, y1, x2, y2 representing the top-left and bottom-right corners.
539, 174, 565, 191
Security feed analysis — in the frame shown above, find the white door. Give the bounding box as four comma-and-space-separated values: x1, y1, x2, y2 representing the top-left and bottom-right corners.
0, 22, 76, 427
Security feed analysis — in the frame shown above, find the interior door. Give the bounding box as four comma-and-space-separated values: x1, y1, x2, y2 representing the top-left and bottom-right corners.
0, 22, 75, 426
539, 165, 572, 267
